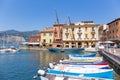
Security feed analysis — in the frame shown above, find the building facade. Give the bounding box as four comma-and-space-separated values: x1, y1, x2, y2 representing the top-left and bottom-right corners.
29, 32, 41, 43
29, 36, 40, 42
98, 24, 108, 42
63, 21, 100, 48
52, 24, 65, 47
40, 27, 54, 47
107, 18, 120, 43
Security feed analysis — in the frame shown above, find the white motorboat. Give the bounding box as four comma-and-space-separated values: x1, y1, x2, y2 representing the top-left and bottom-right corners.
7, 46, 19, 53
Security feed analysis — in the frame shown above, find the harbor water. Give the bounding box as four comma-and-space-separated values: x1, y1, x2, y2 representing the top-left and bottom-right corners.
0, 49, 120, 80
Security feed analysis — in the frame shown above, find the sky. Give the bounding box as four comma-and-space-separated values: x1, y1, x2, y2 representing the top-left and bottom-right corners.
0, 0, 120, 31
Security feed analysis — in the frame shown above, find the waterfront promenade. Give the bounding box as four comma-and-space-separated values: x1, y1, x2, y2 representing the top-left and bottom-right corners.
100, 48, 120, 76
20, 46, 48, 50
103, 48, 120, 64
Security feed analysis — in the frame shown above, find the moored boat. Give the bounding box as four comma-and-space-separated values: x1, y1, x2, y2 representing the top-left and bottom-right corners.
46, 68, 113, 79
61, 57, 103, 63
47, 48, 62, 53
0, 47, 9, 53
49, 63, 110, 70
68, 56, 103, 62
61, 60, 109, 65
47, 47, 84, 53
68, 52, 96, 57
7, 46, 19, 53
45, 74, 113, 80
63, 48, 84, 53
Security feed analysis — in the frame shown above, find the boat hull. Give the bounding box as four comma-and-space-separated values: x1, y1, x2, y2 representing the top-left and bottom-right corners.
61, 61, 109, 65
69, 53, 96, 57
47, 69, 113, 79
47, 48, 84, 53
68, 56, 103, 62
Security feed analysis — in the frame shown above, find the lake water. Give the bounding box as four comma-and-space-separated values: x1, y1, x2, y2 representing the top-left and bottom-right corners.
0, 49, 120, 80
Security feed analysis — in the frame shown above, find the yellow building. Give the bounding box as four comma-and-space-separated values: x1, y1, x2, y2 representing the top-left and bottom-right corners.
63, 21, 100, 48
40, 27, 54, 47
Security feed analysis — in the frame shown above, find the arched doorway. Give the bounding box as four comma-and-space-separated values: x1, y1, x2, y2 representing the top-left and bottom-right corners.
78, 42, 82, 48
71, 42, 75, 48
91, 42, 95, 47
65, 42, 69, 48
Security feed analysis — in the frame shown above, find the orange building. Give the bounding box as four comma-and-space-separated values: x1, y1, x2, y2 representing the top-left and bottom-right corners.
29, 36, 40, 42
107, 18, 120, 43
53, 24, 65, 47
29, 32, 41, 42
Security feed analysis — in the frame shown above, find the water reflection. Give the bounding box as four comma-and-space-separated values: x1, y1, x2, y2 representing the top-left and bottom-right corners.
0, 50, 119, 80
28, 50, 68, 68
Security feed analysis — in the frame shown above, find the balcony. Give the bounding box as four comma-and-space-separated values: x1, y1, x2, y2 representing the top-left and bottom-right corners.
91, 38, 96, 40
77, 30, 82, 34
91, 31, 95, 34
84, 38, 89, 40
65, 32, 69, 35
77, 38, 82, 40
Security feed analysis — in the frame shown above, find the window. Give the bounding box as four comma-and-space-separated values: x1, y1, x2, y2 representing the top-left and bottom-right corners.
66, 28, 68, 32
49, 33, 52, 36
109, 31, 111, 34
112, 23, 114, 27
92, 34, 95, 38
54, 34, 57, 37
116, 21, 118, 25
113, 30, 114, 33
78, 34, 81, 39
43, 39, 46, 43
116, 28, 118, 32
50, 39, 52, 43
85, 34, 88, 38
43, 33, 46, 36
92, 27, 95, 31
72, 28, 74, 31
66, 35, 68, 39
85, 27, 87, 31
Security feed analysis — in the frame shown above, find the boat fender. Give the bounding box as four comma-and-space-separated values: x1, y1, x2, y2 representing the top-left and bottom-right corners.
43, 67, 48, 72
38, 69, 46, 76
59, 58, 64, 63
33, 75, 38, 79
52, 62, 57, 65
48, 63, 54, 69
59, 60, 63, 63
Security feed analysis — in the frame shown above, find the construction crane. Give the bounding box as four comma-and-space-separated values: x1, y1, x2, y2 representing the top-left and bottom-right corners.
55, 10, 59, 24
68, 16, 76, 48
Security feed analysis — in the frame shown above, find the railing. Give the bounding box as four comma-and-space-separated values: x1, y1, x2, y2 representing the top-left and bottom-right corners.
65, 32, 69, 35
91, 31, 95, 34
103, 50, 120, 64
108, 38, 120, 41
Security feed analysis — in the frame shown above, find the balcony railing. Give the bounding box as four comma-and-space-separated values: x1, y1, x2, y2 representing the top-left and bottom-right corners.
77, 38, 82, 40
91, 31, 95, 34
65, 32, 69, 35
77, 29, 82, 34
77, 32, 82, 35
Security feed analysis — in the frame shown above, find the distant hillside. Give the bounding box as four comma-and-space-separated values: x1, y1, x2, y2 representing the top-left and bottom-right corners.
0, 30, 39, 43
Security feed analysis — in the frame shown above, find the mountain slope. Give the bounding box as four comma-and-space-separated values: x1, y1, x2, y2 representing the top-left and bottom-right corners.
0, 30, 39, 43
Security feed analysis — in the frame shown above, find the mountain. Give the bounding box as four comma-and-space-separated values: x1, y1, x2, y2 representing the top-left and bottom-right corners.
0, 30, 39, 43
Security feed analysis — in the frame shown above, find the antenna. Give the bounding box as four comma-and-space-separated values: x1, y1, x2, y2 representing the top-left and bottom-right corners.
55, 10, 59, 24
